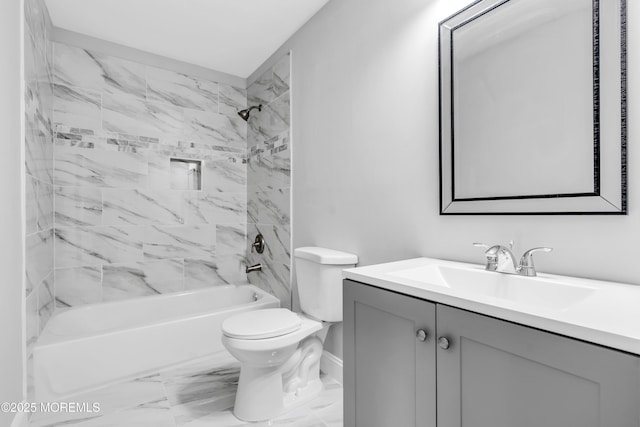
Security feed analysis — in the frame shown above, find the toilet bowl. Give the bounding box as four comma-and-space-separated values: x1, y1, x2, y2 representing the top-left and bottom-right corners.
222, 308, 325, 421
221, 247, 357, 422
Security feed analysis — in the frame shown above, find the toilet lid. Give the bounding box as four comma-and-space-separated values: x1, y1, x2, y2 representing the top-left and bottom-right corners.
222, 308, 302, 339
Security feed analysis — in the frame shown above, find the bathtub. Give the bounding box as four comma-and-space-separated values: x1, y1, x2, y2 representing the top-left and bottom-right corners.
33, 284, 279, 401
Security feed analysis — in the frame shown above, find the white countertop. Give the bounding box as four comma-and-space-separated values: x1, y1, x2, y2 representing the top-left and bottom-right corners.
343, 257, 640, 355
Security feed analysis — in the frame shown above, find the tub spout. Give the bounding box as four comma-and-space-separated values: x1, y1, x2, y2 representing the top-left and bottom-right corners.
246, 263, 262, 274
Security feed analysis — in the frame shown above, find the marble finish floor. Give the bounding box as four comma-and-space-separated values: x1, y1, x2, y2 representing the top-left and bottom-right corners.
29, 351, 342, 427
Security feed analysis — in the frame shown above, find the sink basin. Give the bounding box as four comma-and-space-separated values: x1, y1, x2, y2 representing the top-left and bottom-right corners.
344, 257, 640, 354
388, 264, 597, 311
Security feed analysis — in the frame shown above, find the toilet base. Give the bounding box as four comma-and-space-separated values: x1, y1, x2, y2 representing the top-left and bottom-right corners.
233, 336, 324, 422
283, 377, 323, 409
233, 371, 324, 422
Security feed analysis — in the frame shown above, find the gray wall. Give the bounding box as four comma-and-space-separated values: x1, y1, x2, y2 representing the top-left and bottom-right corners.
250, 0, 639, 358
0, 0, 26, 424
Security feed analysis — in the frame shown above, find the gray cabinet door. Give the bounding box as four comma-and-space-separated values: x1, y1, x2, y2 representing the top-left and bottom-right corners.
436, 304, 640, 427
344, 280, 437, 427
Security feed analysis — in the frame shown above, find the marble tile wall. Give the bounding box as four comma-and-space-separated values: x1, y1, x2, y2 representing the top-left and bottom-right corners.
24, 0, 55, 360
52, 42, 249, 308
246, 53, 292, 309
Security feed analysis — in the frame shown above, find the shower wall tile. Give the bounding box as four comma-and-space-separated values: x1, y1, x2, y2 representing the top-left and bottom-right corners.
269, 92, 291, 131
247, 91, 290, 147
147, 150, 172, 190
184, 109, 246, 149
184, 258, 227, 289
247, 188, 290, 229
143, 259, 185, 293
103, 95, 184, 138
24, 20, 38, 84
246, 53, 291, 308
54, 145, 148, 188
247, 68, 277, 107
215, 254, 247, 285
55, 226, 144, 268
26, 290, 39, 357
216, 224, 246, 257
102, 262, 154, 301
102, 260, 185, 302
24, 1, 46, 57
143, 225, 216, 261
247, 223, 290, 265
25, 229, 54, 296
52, 43, 93, 86
247, 153, 278, 192
202, 154, 247, 193
184, 191, 246, 225
102, 188, 184, 226
35, 179, 54, 231
53, 84, 102, 129
55, 186, 103, 227
246, 53, 291, 107
247, 261, 291, 310
25, 81, 52, 137
26, 176, 38, 235
54, 43, 146, 98
25, 91, 54, 183
247, 143, 290, 192
147, 66, 218, 111
273, 53, 291, 98
219, 84, 247, 116
25, 127, 53, 183
55, 266, 102, 308
24, 0, 54, 365
184, 255, 249, 289
51, 41, 250, 306
38, 274, 55, 333
272, 144, 291, 184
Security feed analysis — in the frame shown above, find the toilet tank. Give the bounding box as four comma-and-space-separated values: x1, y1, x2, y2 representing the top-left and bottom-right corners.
294, 247, 358, 322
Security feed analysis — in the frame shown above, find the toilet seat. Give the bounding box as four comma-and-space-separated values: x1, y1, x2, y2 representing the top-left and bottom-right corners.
222, 308, 302, 340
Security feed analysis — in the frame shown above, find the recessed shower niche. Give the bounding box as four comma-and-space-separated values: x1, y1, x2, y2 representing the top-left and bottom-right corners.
170, 158, 203, 191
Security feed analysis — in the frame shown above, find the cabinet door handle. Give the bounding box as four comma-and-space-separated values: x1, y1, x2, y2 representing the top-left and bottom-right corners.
416, 329, 428, 342
438, 336, 451, 350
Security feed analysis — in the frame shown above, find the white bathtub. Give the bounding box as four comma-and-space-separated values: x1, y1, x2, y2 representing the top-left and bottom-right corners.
34, 284, 279, 401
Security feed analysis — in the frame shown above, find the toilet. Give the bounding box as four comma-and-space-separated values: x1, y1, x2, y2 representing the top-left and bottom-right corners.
221, 246, 358, 422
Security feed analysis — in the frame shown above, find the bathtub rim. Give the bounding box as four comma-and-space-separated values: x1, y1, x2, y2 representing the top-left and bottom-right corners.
36, 284, 278, 346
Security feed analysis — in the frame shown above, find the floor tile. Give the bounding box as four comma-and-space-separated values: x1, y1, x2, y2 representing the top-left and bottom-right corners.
30, 351, 343, 427
30, 374, 168, 427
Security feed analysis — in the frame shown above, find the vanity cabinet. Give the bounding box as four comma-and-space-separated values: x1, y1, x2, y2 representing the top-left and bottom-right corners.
344, 279, 640, 427
343, 280, 436, 427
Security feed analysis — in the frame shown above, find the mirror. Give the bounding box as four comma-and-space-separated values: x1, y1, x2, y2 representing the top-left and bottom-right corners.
439, 0, 626, 214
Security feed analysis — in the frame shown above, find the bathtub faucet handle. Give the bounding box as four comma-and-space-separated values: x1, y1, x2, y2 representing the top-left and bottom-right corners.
251, 234, 265, 254
246, 264, 262, 274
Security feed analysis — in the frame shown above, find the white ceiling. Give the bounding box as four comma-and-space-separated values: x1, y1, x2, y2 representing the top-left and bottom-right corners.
44, 0, 330, 78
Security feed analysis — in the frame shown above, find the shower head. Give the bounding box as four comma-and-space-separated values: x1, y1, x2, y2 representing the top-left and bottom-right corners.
237, 104, 262, 121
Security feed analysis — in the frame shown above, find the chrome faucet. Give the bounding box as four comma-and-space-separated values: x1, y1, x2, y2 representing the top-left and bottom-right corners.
473, 242, 552, 277
518, 247, 553, 277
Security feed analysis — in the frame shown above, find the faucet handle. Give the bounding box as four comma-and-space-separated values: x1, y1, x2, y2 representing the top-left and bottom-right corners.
473, 243, 498, 271
472, 242, 490, 249
251, 234, 265, 254
519, 247, 552, 277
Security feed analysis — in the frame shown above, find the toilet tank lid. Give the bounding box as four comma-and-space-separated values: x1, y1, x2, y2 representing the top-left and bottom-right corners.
294, 247, 358, 265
